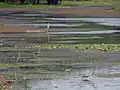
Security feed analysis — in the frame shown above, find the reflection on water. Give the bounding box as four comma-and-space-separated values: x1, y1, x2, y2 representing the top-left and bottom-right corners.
51, 30, 120, 34
28, 78, 120, 90
46, 18, 120, 26
0, 11, 120, 44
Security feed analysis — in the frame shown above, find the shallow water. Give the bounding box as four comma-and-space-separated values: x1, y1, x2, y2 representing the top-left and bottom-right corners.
6, 48, 120, 90
0, 11, 120, 44
0, 10, 120, 90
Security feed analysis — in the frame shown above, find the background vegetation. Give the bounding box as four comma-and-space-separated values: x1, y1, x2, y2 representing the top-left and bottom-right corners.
0, 0, 120, 9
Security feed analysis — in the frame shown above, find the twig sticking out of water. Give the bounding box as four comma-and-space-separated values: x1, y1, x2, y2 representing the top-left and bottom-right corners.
14, 45, 21, 81
16, 52, 20, 63
47, 23, 50, 43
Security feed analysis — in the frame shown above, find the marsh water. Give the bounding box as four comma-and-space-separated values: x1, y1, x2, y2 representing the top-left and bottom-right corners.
0, 10, 120, 90
1, 49, 120, 90
0, 10, 120, 44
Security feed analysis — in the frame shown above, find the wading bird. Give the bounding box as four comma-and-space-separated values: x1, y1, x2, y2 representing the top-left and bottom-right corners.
81, 66, 99, 81
35, 49, 41, 57
81, 71, 94, 81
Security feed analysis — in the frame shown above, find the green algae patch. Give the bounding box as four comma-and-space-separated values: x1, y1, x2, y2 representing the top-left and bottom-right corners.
112, 61, 120, 65
24, 44, 120, 52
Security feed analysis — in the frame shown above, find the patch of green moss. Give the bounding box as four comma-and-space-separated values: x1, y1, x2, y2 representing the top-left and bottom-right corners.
112, 7, 120, 11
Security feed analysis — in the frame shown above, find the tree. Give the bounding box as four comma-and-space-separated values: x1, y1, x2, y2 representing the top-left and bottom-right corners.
27, 0, 40, 5
47, 0, 59, 5
59, 0, 62, 4
2, 0, 60, 5
0, 0, 4, 2
47, 0, 50, 4
36, 0, 40, 4
20, 0, 25, 4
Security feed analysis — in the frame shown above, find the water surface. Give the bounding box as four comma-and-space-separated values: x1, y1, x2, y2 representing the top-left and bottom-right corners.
0, 11, 120, 90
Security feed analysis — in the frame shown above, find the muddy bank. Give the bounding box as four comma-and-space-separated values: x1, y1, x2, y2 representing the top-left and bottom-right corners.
0, 4, 120, 17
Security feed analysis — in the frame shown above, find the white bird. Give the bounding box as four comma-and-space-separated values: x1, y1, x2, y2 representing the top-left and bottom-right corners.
53, 83, 59, 88
65, 68, 72, 72
0, 42, 3, 46
0, 39, 3, 46
47, 23, 50, 29
50, 82, 59, 88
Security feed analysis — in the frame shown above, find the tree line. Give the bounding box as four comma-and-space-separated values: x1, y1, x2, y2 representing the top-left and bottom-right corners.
0, 0, 63, 5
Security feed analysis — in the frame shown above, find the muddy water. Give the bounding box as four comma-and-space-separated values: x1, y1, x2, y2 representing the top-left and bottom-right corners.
0, 11, 120, 90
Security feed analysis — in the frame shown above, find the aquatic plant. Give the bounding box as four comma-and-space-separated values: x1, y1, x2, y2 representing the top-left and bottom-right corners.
23, 44, 120, 52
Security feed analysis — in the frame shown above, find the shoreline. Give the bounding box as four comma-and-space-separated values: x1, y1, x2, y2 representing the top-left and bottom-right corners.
0, 8, 120, 17
0, 4, 120, 17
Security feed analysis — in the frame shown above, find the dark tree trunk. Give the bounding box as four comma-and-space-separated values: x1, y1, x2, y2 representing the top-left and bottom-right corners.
59, 0, 62, 4
33, 0, 36, 5
54, 0, 58, 5
36, 0, 40, 4
47, 0, 50, 4
0, 0, 4, 2
20, 0, 25, 4
47, 0, 58, 5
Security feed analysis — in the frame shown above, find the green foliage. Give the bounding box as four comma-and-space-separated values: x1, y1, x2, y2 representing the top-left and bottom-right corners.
0, 0, 115, 8
112, 7, 120, 11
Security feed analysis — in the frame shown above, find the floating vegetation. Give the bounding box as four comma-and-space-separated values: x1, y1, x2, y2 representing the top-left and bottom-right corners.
1, 44, 119, 52
23, 44, 120, 52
